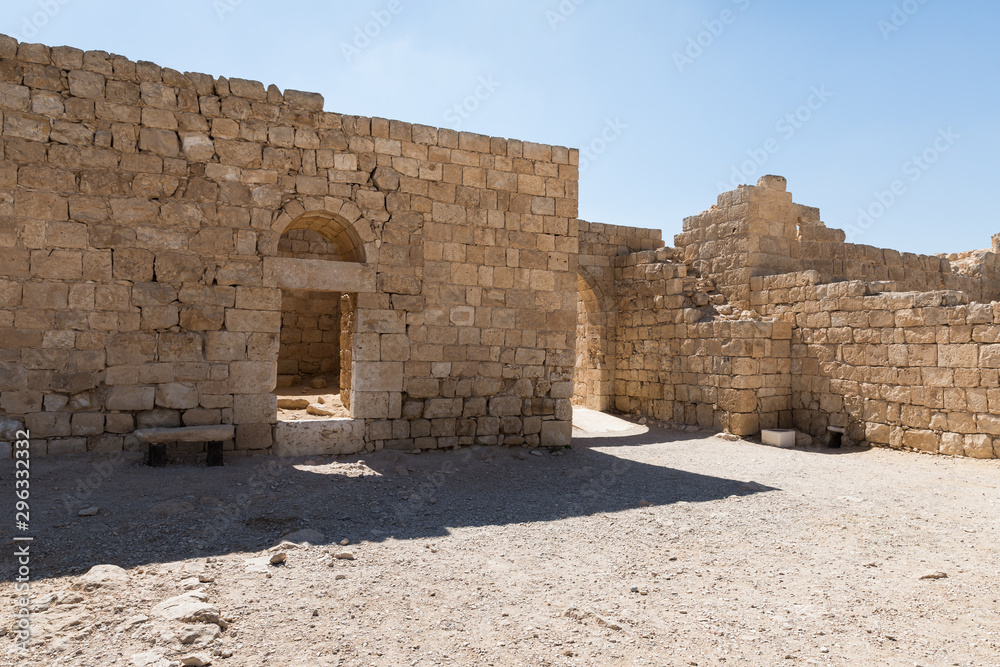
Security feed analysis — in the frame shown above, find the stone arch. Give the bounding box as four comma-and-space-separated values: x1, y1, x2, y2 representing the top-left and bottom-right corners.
271, 196, 374, 264
269, 197, 377, 417
574, 268, 615, 411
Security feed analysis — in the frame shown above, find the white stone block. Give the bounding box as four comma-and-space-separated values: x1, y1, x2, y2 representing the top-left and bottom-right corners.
762, 429, 796, 448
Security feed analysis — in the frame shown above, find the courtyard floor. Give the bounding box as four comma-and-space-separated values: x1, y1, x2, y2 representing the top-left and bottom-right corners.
3, 413, 999, 666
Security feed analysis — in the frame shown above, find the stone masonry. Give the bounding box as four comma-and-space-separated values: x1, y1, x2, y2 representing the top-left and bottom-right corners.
0, 34, 579, 458
574, 175, 1000, 459
2, 34, 998, 461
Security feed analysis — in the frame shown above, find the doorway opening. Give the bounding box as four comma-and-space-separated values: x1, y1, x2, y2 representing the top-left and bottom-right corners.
573, 271, 614, 412
273, 221, 362, 421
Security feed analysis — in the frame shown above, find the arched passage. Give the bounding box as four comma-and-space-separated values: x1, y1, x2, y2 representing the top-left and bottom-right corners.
574, 270, 615, 412
272, 210, 368, 418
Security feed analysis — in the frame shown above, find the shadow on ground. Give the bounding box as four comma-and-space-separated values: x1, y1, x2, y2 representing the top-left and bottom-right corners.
7, 426, 778, 579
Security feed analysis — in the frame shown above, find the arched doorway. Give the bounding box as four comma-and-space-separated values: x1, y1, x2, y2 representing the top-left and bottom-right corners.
272, 211, 367, 419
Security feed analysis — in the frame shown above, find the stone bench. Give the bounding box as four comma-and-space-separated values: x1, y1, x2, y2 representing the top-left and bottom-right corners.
134, 425, 235, 467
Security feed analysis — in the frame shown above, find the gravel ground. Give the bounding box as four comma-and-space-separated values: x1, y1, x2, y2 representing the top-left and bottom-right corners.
2, 419, 1000, 666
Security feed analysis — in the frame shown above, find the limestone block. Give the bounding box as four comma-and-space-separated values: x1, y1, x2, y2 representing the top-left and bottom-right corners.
980, 344, 1000, 368
205, 331, 246, 361
106, 386, 155, 411
354, 361, 403, 392
229, 361, 276, 393
975, 414, 1000, 436
24, 412, 71, 438
902, 429, 938, 452
155, 383, 199, 410
180, 305, 226, 331
263, 257, 375, 293
236, 423, 272, 450
939, 432, 966, 456
380, 334, 410, 362
938, 344, 978, 368
234, 393, 277, 424
540, 420, 572, 447
423, 398, 462, 419
274, 419, 365, 457
71, 413, 104, 436
0, 391, 43, 413
964, 434, 995, 459
728, 413, 759, 436
182, 409, 222, 427
182, 133, 215, 161
350, 391, 390, 419
719, 389, 757, 413
225, 309, 281, 333
489, 396, 523, 416
48, 438, 87, 455
356, 309, 405, 334
138, 128, 179, 157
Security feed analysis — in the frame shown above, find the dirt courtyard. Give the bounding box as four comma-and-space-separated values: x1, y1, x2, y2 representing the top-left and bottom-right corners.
3, 414, 1000, 666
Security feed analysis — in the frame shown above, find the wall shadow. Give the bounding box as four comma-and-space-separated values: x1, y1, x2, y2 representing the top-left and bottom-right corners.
13, 429, 778, 579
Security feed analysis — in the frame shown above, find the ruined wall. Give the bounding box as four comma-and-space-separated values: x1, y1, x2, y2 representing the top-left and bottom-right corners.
573, 220, 661, 410
754, 271, 1000, 458
674, 177, 1000, 310
0, 34, 580, 457
613, 249, 792, 435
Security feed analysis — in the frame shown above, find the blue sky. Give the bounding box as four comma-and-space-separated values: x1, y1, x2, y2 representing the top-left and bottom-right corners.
3, 0, 998, 256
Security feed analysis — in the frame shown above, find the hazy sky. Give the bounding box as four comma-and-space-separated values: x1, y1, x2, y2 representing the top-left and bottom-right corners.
3, 0, 998, 256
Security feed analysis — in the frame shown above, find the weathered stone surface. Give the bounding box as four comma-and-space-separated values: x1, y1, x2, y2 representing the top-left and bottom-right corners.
273, 419, 364, 456
150, 592, 223, 627
76, 564, 128, 590
134, 425, 235, 444
264, 257, 375, 293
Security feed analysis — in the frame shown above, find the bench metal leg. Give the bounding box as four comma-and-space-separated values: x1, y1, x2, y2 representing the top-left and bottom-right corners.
206, 441, 224, 467
148, 443, 167, 468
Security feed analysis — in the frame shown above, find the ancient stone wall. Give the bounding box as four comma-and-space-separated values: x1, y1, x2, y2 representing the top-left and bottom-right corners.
675, 177, 1000, 311
613, 249, 793, 435
754, 271, 1000, 457
5, 34, 997, 463
573, 220, 661, 410
0, 34, 579, 457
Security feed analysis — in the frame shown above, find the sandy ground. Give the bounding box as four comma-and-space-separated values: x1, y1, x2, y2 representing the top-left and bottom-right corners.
274, 381, 350, 421
2, 413, 1000, 666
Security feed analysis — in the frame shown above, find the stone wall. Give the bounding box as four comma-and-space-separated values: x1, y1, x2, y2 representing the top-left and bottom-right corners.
5, 33, 997, 463
277, 288, 341, 382
277, 228, 339, 260
674, 176, 1000, 311
0, 33, 580, 457
613, 249, 793, 435
756, 271, 1000, 457
574, 220, 662, 410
